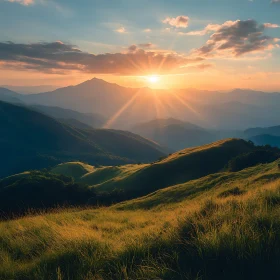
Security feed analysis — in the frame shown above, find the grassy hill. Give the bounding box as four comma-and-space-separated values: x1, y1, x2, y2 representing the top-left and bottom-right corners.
51, 139, 264, 198
1, 158, 280, 279
0, 101, 166, 177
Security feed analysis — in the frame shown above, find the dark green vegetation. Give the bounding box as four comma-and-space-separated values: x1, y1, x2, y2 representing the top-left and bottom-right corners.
0, 171, 95, 217
0, 101, 166, 178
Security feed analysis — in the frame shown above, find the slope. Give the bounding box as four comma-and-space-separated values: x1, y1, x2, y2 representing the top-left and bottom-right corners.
32, 104, 106, 128
0, 101, 166, 177
117, 159, 280, 210
0, 87, 23, 104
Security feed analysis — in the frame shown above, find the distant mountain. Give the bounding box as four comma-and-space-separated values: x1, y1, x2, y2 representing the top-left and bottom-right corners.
32, 105, 106, 128
131, 118, 215, 151
249, 134, 280, 148
0, 101, 166, 178
25, 77, 136, 116
132, 118, 202, 131
0, 87, 23, 104
1, 85, 58, 94
245, 125, 280, 138
58, 118, 94, 129
22, 78, 280, 130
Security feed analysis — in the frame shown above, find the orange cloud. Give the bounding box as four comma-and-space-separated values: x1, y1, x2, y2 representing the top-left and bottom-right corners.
0, 41, 205, 75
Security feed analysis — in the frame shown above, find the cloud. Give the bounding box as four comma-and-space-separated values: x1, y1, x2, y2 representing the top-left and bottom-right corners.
183, 21, 279, 36
5, 0, 34, 5
194, 19, 278, 57
271, 0, 280, 3
143, 28, 152, 32
138, 43, 154, 48
127, 44, 155, 52
0, 41, 205, 75
163, 16, 189, 28
264, 23, 280, 28
116, 27, 126, 33
180, 24, 221, 36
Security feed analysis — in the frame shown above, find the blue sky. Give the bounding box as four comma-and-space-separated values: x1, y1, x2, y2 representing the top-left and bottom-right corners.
0, 0, 279, 90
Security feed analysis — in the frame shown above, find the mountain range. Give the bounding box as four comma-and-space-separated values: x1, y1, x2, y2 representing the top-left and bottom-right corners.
1, 78, 280, 152
0, 101, 166, 178
1, 78, 279, 130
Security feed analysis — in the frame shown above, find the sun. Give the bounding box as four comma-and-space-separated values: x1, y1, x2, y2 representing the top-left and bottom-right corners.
147, 75, 160, 84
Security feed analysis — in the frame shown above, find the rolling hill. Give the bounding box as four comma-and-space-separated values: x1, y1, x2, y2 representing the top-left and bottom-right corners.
51, 139, 274, 199
0, 101, 166, 178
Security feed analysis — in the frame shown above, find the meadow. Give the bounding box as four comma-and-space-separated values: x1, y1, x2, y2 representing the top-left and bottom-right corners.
1, 160, 280, 279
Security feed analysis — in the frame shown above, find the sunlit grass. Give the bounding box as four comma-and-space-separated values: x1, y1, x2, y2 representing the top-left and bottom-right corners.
1, 161, 280, 279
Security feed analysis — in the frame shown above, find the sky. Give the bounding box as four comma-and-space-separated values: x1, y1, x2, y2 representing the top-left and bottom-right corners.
0, 0, 280, 90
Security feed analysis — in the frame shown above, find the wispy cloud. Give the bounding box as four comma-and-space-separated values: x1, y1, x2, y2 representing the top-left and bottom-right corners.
179, 24, 221, 36
264, 23, 280, 28
5, 0, 34, 5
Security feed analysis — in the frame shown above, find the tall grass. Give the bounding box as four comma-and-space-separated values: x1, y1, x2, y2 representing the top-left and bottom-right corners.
1, 179, 280, 279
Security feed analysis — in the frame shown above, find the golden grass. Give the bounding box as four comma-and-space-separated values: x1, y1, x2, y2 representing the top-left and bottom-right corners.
2, 160, 280, 279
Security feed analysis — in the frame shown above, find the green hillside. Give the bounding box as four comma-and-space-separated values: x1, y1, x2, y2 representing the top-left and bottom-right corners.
51, 139, 276, 199
117, 159, 280, 210
0, 101, 166, 177
1, 158, 280, 279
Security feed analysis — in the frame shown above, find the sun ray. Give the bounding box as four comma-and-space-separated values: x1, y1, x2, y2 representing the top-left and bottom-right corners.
103, 89, 142, 129
165, 89, 205, 122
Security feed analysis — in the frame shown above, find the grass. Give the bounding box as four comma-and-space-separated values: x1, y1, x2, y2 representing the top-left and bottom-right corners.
1, 160, 280, 279
51, 162, 95, 180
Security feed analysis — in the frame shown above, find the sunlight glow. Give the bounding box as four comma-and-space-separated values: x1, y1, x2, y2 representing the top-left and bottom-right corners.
147, 75, 160, 84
